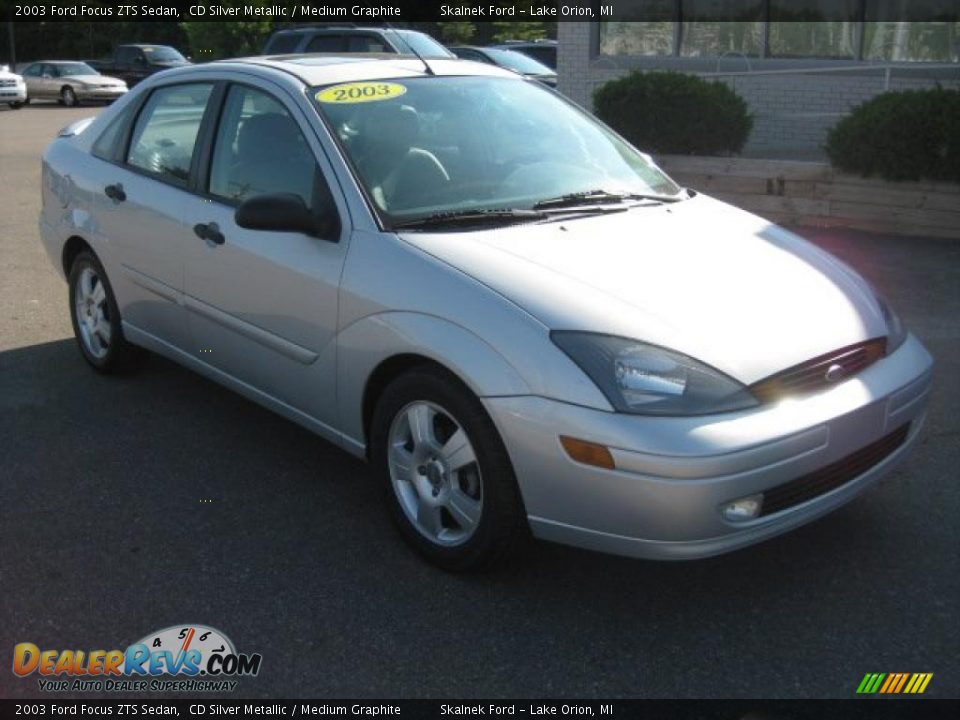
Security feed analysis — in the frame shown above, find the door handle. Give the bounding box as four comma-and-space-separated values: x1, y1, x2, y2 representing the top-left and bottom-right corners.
104, 183, 126, 202
193, 222, 225, 246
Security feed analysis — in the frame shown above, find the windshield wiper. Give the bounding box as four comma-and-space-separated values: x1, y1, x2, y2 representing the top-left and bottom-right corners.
532, 189, 685, 210
392, 208, 547, 230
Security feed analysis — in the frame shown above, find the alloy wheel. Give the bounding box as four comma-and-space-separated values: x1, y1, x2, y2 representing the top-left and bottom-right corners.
73, 266, 111, 359
387, 401, 484, 547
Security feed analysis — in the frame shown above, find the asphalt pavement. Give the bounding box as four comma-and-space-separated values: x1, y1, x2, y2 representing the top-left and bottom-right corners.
1, 102, 958, 700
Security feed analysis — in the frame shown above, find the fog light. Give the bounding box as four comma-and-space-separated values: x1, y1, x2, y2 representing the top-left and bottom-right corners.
559, 436, 615, 470
722, 494, 764, 521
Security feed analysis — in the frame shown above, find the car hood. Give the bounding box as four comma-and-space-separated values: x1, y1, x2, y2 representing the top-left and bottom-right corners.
397, 194, 887, 384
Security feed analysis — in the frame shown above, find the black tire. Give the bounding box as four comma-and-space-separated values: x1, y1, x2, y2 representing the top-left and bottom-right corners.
68, 250, 142, 373
61, 86, 79, 107
370, 366, 527, 572
9, 101, 23, 109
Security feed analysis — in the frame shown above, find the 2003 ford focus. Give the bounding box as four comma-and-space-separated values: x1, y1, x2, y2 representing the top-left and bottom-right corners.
40, 55, 933, 570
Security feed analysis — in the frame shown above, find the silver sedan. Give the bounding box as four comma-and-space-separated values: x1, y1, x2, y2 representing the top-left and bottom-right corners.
20, 61, 127, 106
39, 57, 932, 570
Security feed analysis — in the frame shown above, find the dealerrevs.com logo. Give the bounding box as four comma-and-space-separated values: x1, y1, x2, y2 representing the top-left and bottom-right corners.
13, 624, 261, 693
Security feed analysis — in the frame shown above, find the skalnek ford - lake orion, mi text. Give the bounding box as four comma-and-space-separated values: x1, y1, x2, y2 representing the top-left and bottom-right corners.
441, 4, 599, 16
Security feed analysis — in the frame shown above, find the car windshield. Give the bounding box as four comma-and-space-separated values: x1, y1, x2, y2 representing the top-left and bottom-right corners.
483, 48, 554, 75
312, 76, 681, 227
142, 46, 186, 62
56, 62, 98, 76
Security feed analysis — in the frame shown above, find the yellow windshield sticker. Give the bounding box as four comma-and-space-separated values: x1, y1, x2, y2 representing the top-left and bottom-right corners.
316, 82, 407, 104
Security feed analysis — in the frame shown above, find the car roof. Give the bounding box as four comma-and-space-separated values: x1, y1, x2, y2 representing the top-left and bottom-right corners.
210, 55, 517, 86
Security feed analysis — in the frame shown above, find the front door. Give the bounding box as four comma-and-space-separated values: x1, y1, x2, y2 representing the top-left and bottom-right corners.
181, 82, 349, 430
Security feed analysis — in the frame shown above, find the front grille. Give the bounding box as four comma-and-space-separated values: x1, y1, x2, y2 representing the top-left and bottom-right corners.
750, 338, 886, 403
0, 79, 16, 87
759, 423, 910, 516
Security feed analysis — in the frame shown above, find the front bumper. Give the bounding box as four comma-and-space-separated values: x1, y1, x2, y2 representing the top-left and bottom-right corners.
484, 334, 933, 560
1, 85, 27, 103
76, 87, 127, 101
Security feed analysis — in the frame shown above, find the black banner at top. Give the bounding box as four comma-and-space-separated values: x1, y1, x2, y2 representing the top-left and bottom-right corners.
0, 699, 959, 719
6, 0, 960, 23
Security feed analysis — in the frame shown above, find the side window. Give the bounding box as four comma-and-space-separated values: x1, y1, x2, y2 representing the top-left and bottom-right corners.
42, 64, 56, 77
349, 35, 388, 53
117, 47, 137, 64
208, 85, 329, 212
266, 34, 301, 54
126, 83, 213, 186
306, 34, 346, 53
22, 64, 41, 77
92, 111, 130, 162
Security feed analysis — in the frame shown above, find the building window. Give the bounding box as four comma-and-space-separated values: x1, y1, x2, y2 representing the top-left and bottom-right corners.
768, 0, 859, 58
599, 0, 675, 56
681, 1, 765, 58
864, 2, 959, 61
594, 1, 959, 62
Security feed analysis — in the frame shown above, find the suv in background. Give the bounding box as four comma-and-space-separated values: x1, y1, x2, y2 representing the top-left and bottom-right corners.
490, 40, 557, 69
0, 64, 27, 108
263, 26, 454, 58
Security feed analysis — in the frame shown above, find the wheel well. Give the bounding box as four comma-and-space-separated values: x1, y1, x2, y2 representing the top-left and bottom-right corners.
62, 236, 92, 276
60, 84, 73, 93
361, 354, 463, 457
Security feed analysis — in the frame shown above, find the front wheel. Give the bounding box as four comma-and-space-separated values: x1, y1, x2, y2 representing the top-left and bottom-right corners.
68, 250, 142, 372
371, 367, 526, 571
61, 86, 79, 107
9, 101, 23, 109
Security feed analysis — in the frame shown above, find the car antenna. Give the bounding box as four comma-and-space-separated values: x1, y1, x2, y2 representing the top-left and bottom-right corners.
386, 25, 435, 76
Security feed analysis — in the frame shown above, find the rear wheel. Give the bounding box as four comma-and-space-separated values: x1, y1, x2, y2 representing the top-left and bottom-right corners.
68, 250, 141, 372
371, 367, 526, 571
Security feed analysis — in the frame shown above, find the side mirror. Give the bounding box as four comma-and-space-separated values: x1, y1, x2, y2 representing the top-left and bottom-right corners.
235, 193, 339, 241
42, 74, 52, 79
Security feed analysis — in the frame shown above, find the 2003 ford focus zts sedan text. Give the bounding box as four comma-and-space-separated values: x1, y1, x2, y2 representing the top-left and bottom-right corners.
40, 55, 933, 570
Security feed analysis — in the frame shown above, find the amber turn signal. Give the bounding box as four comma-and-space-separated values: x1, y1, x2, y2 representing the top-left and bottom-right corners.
559, 436, 616, 470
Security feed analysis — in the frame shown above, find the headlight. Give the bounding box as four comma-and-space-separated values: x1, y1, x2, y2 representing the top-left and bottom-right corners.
873, 290, 907, 354
551, 332, 759, 416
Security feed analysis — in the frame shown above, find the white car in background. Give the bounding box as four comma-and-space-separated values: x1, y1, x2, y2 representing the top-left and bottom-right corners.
19, 61, 127, 106
0, 64, 27, 109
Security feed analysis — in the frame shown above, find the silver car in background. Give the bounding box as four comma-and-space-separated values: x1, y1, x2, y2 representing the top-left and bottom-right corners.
39, 56, 932, 570
20, 61, 127, 106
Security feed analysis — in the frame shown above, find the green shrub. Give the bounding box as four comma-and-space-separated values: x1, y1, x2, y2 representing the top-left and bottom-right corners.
826, 87, 960, 182
592, 71, 752, 156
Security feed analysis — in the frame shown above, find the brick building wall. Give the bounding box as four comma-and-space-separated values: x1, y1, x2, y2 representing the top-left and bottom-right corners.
558, 22, 960, 160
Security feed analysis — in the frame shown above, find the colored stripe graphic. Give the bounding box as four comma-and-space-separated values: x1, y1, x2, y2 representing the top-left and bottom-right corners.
857, 672, 932, 694
879, 674, 897, 693
893, 673, 910, 693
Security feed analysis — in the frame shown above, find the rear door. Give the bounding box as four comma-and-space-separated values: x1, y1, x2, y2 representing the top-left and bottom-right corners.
180, 81, 350, 429
91, 81, 216, 351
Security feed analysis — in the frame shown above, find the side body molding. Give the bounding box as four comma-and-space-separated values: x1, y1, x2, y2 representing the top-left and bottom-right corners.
336, 312, 531, 453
